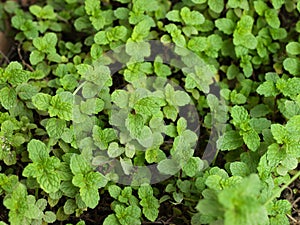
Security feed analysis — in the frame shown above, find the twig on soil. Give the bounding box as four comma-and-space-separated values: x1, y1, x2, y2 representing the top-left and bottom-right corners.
17, 43, 34, 71
293, 197, 300, 207
0, 50, 10, 64
287, 214, 298, 223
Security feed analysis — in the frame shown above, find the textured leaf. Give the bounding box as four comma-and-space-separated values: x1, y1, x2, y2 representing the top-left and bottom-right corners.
134, 97, 161, 116
92, 126, 117, 150
138, 185, 159, 222
286, 42, 300, 55
0, 87, 17, 110
265, 9, 280, 28
180, 7, 205, 25
208, 0, 224, 13
215, 18, 235, 34
32, 93, 52, 111
70, 154, 91, 175
125, 113, 144, 138
46, 118, 66, 139
27, 139, 49, 162
80, 185, 99, 209
48, 92, 74, 121
242, 129, 260, 151
80, 98, 104, 115
157, 159, 180, 175
217, 130, 244, 150
231, 105, 249, 126
283, 58, 300, 76
108, 142, 124, 158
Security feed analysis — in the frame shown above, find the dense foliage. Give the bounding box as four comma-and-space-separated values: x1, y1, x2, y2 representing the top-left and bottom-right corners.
0, 0, 300, 224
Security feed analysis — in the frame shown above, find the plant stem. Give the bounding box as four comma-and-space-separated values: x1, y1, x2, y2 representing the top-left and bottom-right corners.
73, 81, 87, 95
264, 170, 300, 206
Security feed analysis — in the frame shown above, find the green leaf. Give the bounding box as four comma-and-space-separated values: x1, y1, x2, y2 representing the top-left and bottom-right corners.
276, 78, 300, 98
32, 93, 52, 111
0, 87, 17, 110
250, 104, 271, 117
80, 65, 112, 88
43, 211, 56, 223
286, 42, 300, 55
23, 140, 61, 193
108, 184, 122, 199
180, 7, 205, 25
230, 90, 247, 104
37, 165, 61, 193
70, 154, 91, 175
231, 106, 249, 126
114, 7, 129, 20
208, 0, 224, 13
174, 90, 190, 106
269, 27, 287, 40
166, 10, 181, 22
227, 0, 249, 9
107, 26, 128, 42
85, 0, 100, 15
271, 124, 287, 144
46, 118, 66, 139
29, 5, 56, 19
103, 214, 120, 225
80, 185, 99, 209
163, 105, 178, 121
256, 80, 278, 97
108, 142, 124, 158
114, 205, 141, 225
27, 139, 49, 162
131, 18, 155, 41
242, 129, 260, 151
188, 36, 206, 53
134, 97, 162, 116
271, 0, 285, 9
16, 84, 39, 100
126, 40, 151, 60
145, 148, 165, 163
220, 175, 268, 225
48, 92, 74, 121
233, 15, 257, 49
5, 62, 30, 85
94, 31, 109, 45
137, 126, 153, 148
33, 33, 57, 53
80, 98, 104, 115
157, 159, 180, 175
182, 157, 204, 177
93, 126, 117, 150
249, 118, 271, 133
154, 56, 172, 77
191, 0, 206, 3
265, 9, 280, 29
138, 185, 159, 222
125, 113, 144, 138
64, 199, 77, 215
283, 58, 300, 76
230, 162, 250, 177
217, 130, 244, 150
177, 117, 187, 135
215, 18, 235, 35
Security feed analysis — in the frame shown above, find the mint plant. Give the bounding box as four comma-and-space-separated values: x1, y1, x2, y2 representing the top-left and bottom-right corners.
0, 0, 300, 224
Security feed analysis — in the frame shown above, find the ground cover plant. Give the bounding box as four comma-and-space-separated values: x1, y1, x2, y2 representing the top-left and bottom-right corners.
0, 0, 300, 224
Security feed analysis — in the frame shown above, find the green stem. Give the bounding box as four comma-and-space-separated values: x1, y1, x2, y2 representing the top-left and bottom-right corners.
264, 170, 300, 206
73, 81, 86, 96
35, 188, 39, 199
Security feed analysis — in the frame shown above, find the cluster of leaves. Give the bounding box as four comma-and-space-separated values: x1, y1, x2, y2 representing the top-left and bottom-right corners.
0, 0, 300, 224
